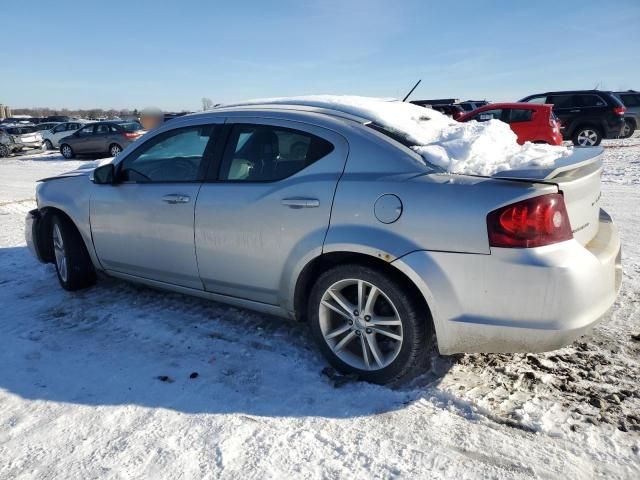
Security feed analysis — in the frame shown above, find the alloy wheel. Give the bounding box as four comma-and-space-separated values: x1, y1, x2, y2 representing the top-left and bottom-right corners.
52, 224, 68, 282
110, 145, 122, 156
576, 129, 598, 146
61, 145, 72, 158
318, 278, 403, 371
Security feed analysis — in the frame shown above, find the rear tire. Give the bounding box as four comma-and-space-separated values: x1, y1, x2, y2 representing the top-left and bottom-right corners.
572, 127, 602, 146
109, 143, 122, 157
308, 264, 432, 384
51, 214, 96, 291
621, 120, 635, 139
60, 144, 75, 159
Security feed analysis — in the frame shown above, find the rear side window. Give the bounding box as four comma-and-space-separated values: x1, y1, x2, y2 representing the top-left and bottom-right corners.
575, 94, 606, 107
219, 124, 334, 182
507, 109, 533, 123
95, 124, 110, 134
619, 94, 640, 107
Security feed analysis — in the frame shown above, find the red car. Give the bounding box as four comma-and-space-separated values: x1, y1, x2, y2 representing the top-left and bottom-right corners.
457, 103, 563, 145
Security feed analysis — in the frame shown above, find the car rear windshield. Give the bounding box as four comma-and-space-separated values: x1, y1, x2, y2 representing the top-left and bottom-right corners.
5, 126, 36, 134
118, 122, 143, 132
366, 122, 416, 148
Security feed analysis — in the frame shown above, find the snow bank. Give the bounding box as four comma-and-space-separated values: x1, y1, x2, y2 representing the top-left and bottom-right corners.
227, 95, 570, 176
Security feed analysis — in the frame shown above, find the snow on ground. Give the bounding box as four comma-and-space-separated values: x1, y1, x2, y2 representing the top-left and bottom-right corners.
227, 95, 569, 176
0, 141, 639, 479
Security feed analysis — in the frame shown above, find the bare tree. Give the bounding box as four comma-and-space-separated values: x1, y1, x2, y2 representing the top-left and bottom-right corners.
201, 97, 214, 111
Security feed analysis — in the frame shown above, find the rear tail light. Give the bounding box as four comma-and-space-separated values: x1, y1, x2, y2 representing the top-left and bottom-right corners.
613, 106, 626, 116
487, 194, 573, 248
123, 132, 142, 139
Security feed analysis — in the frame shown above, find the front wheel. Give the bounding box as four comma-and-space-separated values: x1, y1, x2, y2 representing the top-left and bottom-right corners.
44, 139, 53, 150
621, 120, 635, 139
0, 144, 9, 158
308, 265, 432, 384
60, 144, 75, 159
51, 214, 96, 291
572, 127, 602, 146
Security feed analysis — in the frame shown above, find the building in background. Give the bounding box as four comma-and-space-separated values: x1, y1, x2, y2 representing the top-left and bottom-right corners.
0, 104, 12, 119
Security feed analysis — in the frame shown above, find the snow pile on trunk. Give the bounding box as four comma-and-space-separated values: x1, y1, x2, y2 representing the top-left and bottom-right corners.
227, 95, 570, 176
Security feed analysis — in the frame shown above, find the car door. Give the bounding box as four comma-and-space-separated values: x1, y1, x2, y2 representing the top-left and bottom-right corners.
71, 124, 97, 153
50, 123, 70, 146
90, 121, 221, 289
547, 94, 578, 135
194, 118, 348, 305
85, 123, 111, 153
503, 108, 534, 143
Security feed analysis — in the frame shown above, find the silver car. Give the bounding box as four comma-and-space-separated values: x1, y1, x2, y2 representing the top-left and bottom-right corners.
25, 100, 622, 384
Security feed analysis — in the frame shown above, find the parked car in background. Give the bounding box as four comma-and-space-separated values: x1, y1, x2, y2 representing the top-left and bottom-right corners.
519, 90, 625, 146
34, 122, 61, 133
0, 116, 34, 125
43, 115, 74, 123
614, 90, 640, 138
42, 121, 91, 149
25, 98, 621, 384
430, 104, 465, 120
0, 128, 21, 157
0, 125, 44, 152
456, 100, 489, 112
457, 103, 562, 145
59, 121, 145, 158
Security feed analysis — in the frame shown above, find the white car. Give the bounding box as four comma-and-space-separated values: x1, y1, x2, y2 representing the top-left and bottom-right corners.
42, 121, 91, 150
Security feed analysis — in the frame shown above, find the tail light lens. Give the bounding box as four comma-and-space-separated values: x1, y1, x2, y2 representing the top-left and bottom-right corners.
123, 131, 142, 139
487, 194, 573, 248
613, 106, 626, 116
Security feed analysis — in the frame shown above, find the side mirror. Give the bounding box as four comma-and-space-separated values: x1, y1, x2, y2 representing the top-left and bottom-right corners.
92, 164, 115, 184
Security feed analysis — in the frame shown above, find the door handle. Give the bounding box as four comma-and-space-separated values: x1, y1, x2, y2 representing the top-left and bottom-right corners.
281, 198, 320, 208
162, 194, 191, 204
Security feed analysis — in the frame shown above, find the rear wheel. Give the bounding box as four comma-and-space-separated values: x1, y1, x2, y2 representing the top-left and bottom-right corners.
621, 120, 635, 139
44, 139, 53, 150
308, 264, 432, 384
572, 127, 602, 146
60, 144, 75, 159
109, 143, 122, 157
51, 214, 96, 291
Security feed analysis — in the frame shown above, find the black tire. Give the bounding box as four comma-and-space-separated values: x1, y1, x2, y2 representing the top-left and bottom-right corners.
108, 143, 122, 157
60, 144, 75, 159
308, 264, 432, 384
0, 144, 9, 158
50, 214, 96, 291
44, 139, 53, 150
572, 126, 602, 146
621, 119, 635, 139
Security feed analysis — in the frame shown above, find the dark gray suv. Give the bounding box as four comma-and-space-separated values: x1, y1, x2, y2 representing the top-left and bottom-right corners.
59, 121, 145, 158
614, 90, 640, 138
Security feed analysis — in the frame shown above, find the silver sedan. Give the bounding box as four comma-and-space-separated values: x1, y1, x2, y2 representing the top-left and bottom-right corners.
25, 100, 622, 384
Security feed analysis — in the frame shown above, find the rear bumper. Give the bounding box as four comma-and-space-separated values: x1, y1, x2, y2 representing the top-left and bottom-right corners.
393, 208, 622, 354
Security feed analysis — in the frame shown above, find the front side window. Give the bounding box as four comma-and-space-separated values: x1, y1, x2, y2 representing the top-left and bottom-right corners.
77, 125, 95, 137
53, 124, 67, 133
507, 109, 533, 123
473, 109, 503, 122
218, 124, 334, 182
95, 124, 111, 134
119, 125, 215, 183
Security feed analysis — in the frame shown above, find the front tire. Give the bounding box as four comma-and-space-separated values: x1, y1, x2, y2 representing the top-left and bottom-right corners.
0, 144, 9, 158
621, 120, 635, 139
572, 127, 602, 146
308, 264, 432, 384
51, 214, 96, 291
44, 139, 53, 150
60, 144, 75, 159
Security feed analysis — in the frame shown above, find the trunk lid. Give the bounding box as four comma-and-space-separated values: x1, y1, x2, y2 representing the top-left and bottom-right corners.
493, 147, 603, 246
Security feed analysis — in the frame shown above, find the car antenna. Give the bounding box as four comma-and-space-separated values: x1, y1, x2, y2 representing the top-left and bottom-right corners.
402, 79, 422, 102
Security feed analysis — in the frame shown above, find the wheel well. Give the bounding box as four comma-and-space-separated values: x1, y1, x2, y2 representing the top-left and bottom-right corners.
293, 251, 433, 326
625, 117, 637, 128
37, 207, 80, 263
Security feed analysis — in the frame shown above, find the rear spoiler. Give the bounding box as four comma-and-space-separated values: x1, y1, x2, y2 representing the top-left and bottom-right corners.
492, 147, 604, 181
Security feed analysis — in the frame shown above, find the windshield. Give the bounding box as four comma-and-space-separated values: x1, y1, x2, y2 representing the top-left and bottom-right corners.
366, 122, 416, 148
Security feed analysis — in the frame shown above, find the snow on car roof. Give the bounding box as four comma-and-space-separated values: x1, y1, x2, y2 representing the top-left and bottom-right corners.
224, 95, 570, 176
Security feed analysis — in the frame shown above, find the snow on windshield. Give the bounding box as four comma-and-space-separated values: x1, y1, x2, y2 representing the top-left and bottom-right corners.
228, 95, 570, 176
